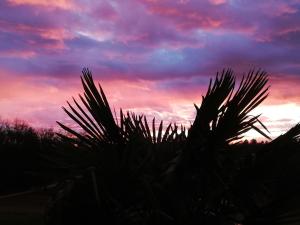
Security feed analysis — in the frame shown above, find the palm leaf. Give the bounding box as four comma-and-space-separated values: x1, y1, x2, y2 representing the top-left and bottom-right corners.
187, 68, 270, 149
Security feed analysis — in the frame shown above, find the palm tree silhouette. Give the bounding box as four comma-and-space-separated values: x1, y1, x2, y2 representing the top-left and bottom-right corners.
57, 68, 300, 225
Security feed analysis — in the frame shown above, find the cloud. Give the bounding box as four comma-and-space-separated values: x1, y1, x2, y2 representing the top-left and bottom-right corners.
6, 0, 77, 10
209, 0, 227, 5
0, 0, 300, 139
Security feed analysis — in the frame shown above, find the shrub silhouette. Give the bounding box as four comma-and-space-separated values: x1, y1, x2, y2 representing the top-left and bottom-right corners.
0, 120, 52, 191
55, 68, 300, 225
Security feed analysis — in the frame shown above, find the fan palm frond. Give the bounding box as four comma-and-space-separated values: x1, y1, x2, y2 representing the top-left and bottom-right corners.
57, 68, 121, 147
57, 68, 183, 149
189, 69, 270, 145
189, 69, 235, 139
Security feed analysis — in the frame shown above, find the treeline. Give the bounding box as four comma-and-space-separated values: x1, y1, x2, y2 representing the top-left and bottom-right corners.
0, 120, 86, 194
0, 119, 264, 194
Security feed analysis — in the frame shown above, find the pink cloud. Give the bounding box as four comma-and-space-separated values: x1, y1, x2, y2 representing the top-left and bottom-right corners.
265, 75, 300, 104
208, 0, 227, 5
6, 0, 77, 10
0, 69, 81, 127
90, 1, 118, 22
0, 50, 36, 59
142, 2, 224, 31
0, 19, 74, 50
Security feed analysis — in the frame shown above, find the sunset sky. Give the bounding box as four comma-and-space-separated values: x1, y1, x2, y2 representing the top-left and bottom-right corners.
0, 0, 300, 139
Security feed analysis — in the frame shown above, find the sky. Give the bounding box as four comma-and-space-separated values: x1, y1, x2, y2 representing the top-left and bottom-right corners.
0, 0, 300, 140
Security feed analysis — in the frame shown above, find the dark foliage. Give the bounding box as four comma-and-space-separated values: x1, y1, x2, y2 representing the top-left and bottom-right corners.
0, 120, 79, 193
1, 68, 300, 225
55, 68, 300, 225
0, 120, 43, 192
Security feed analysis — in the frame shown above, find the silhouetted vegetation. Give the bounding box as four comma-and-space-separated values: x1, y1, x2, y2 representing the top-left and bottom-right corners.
0, 120, 50, 192
1, 68, 300, 225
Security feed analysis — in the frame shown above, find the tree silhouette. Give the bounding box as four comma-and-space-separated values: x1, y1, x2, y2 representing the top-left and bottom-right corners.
57, 68, 300, 225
